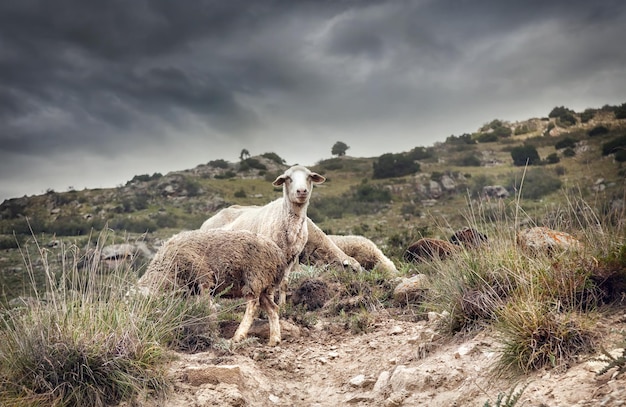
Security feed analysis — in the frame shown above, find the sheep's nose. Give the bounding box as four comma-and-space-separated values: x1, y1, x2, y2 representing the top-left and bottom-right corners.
297, 188, 308, 195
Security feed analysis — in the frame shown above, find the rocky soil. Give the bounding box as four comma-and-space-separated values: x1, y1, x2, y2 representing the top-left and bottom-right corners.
129, 306, 626, 407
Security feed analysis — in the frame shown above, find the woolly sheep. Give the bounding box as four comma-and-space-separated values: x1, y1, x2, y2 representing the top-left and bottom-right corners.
449, 227, 488, 248
299, 220, 363, 271
404, 237, 459, 262
207, 212, 363, 272
138, 229, 288, 346
301, 234, 397, 274
200, 165, 325, 305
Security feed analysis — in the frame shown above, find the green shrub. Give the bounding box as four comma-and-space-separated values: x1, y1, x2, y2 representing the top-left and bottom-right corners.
408, 146, 437, 159
563, 147, 576, 157
510, 145, 540, 166
476, 133, 499, 143
126, 173, 163, 185
514, 125, 530, 136
580, 109, 595, 123
445, 133, 475, 145
544, 153, 560, 164
558, 113, 577, 127
234, 188, 247, 198
588, 125, 610, 137
615, 102, 626, 119
260, 152, 286, 164
455, 154, 482, 167
497, 303, 594, 374
601, 135, 626, 162
555, 137, 576, 150
373, 153, 420, 179
208, 159, 229, 168
548, 106, 576, 119
238, 158, 267, 172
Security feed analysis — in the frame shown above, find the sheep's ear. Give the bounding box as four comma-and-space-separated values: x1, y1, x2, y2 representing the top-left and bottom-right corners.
310, 173, 325, 184
272, 175, 287, 187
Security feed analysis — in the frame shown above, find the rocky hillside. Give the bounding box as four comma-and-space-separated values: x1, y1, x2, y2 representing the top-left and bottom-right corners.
1, 104, 626, 406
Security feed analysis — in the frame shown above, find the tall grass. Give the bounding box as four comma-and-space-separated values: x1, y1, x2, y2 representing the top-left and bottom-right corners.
420, 187, 626, 374
0, 229, 218, 407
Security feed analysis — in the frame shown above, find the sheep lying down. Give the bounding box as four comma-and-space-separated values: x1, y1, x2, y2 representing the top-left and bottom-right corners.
139, 229, 288, 346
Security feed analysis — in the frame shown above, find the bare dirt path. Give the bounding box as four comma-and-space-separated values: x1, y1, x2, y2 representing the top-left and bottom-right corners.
134, 308, 626, 407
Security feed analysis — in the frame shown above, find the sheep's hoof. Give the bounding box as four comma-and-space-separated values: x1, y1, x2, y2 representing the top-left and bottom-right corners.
268, 338, 281, 347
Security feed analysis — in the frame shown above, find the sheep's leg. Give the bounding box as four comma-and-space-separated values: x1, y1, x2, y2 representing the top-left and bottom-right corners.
277, 261, 295, 306
232, 298, 259, 343
260, 292, 281, 346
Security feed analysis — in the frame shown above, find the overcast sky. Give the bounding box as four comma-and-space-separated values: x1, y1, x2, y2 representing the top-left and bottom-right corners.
1, 0, 625, 202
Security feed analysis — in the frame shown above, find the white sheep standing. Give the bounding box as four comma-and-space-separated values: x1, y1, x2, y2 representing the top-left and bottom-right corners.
200, 165, 325, 305
300, 235, 398, 274
138, 229, 288, 346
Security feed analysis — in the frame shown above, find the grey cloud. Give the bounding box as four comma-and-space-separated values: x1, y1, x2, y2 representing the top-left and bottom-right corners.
0, 0, 625, 201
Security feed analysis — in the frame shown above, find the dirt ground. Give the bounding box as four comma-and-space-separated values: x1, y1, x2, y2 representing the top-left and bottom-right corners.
130, 304, 626, 407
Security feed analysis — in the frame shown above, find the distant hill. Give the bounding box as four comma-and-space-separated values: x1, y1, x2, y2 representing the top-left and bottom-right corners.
1, 104, 624, 247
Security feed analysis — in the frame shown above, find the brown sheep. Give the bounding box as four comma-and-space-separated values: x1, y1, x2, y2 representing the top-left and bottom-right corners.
449, 227, 488, 248
138, 229, 288, 346
404, 238, 459, 263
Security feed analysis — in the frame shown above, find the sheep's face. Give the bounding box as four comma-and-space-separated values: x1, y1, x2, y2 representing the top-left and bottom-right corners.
273, 165, 325, 205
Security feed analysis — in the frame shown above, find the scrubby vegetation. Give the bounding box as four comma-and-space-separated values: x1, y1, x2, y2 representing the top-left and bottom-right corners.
0, 102, 625, 405
0, 232, 224, 407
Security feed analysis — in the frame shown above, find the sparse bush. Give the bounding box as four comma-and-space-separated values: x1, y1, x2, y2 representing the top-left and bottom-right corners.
601, 135, 626, 162
544, 153, 560, 164
238, 158, 267, 172
260, 152, 286, 165
615, 102, 626, 119
588, 125, 610, 137
563, 147, 576, 157
234, 188, 247, 198
514, 125, 530, 136
0, 233, 210, 406
558, 113, 577, 127
208, 159, 229, 168
408, 146, 437, 159
476, 132, 499, 143
510, 145, 541, 166
549, 106, 576, 119
445, 133, 475, 145
555, 137, 576, 150
580, 109, 595, 123
126, 173, 163, 185
373, 153, 420, 179
496, 302, 594, 374
455, 154, 482, 167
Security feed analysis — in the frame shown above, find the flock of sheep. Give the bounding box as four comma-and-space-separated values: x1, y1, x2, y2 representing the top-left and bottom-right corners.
136, 164, 576, 346
137, 165, 415, 346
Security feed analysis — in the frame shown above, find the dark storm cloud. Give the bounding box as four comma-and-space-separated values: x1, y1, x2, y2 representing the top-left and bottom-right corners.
1, 0, 625, 201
